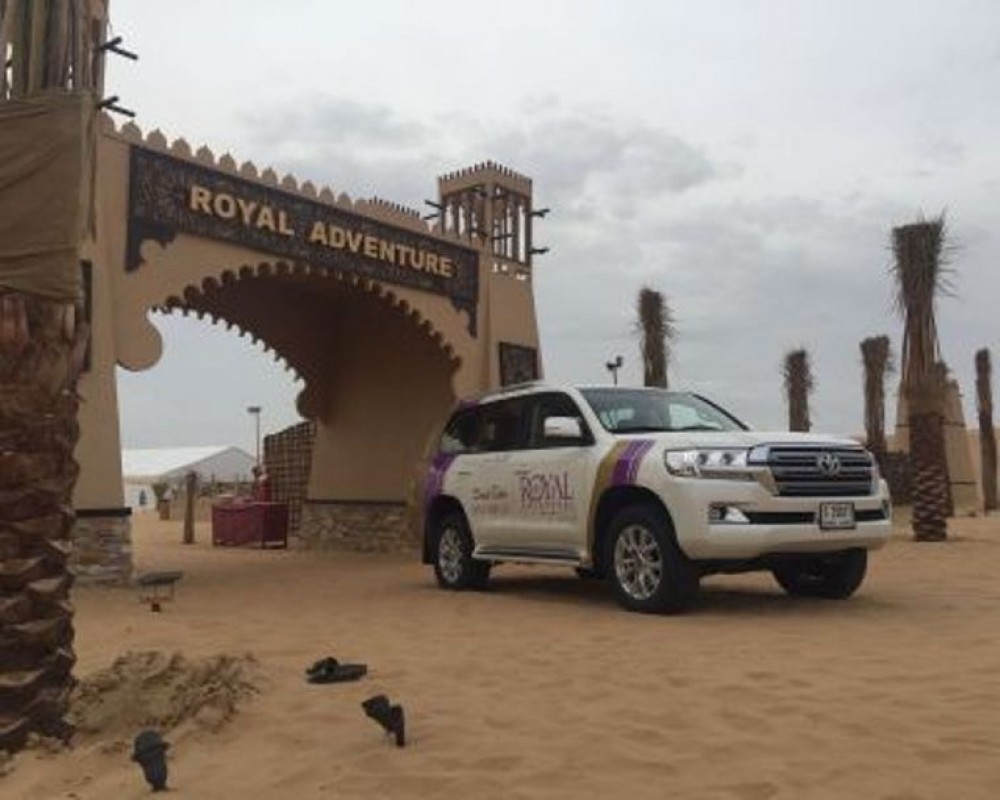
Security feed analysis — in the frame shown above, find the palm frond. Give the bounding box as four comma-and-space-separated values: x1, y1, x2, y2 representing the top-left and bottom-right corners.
891, 215, 952, 394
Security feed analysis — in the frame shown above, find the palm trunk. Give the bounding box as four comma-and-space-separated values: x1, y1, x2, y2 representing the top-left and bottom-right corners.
636, 287, 673, 389
0, 292, 88, 750
892, 217, 950, 541
976, 348, 998, 511
783, 349, 813, 432
1, 0, 107, 751
860, 336, 892, 466
908, 404, 950, 540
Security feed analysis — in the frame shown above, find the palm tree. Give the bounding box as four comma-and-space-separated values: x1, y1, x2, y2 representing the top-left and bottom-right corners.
891, 217, 951, 541
783, 349, 813, 432
860, 336, 894, 466
636, 286, 674, 388
0, 0, 106, 751
975, 348, 998, 512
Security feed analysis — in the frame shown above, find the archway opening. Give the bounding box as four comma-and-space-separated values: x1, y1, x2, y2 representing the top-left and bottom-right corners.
155, 264, 461, 506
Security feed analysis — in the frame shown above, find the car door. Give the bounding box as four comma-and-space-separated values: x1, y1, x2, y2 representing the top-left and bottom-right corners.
506, 392, 598, 555
458, 397, 527, 550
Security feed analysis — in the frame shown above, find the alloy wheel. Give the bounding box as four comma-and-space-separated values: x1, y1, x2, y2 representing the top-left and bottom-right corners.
613, 524, 663, 600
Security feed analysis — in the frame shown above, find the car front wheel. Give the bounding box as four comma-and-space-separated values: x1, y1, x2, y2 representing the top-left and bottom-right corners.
606, 505, 699, 614
432, 511, 490, 590
771, 549, 867, 599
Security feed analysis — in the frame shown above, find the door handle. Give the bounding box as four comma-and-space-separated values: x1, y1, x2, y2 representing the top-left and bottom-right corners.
456, 470, 472, 477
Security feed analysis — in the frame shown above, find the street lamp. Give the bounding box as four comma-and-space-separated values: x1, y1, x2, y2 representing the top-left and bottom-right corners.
605, 355, 624, 386
246, 406, 262, 466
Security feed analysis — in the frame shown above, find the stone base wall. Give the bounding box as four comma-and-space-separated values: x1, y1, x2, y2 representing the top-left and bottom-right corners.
298, 502, 415, 552
70, 512, 134, 584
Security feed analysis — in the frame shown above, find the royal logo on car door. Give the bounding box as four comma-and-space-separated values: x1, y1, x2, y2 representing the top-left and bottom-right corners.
503, 392, 600, 554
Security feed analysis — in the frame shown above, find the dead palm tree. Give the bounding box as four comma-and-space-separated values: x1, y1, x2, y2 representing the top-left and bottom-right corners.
975, 348, 997, 512
892, 217, 951, 541
1, 0, 107, 751
636, 286, 674, 388
860, 336, 894, 465
783, 349, 813, 432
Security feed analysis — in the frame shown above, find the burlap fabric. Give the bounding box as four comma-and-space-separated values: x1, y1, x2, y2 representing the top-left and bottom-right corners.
0, 92, 94, 301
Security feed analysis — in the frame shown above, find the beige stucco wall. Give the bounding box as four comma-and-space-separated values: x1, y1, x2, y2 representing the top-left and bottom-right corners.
72, 122, 542, 508
483, 268, 544, 388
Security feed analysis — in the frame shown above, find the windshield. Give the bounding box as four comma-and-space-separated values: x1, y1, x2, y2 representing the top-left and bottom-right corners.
580, 388, 747, 433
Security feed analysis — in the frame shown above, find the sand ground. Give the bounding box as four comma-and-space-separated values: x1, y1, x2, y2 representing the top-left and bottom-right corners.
4, 513, 1000, 799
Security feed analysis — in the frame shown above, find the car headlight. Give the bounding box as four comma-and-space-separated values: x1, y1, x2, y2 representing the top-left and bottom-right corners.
870, 453, 881, 489
664, 448, 752, 479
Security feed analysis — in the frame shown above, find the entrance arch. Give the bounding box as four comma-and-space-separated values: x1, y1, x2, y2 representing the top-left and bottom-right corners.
72, 117, 545, 577
157, 262, 461, 502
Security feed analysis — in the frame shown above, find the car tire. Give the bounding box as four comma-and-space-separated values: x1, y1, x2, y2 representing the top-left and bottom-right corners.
432, 510, 490, 590
771, 549, 867, 599
605, 504, 699, 614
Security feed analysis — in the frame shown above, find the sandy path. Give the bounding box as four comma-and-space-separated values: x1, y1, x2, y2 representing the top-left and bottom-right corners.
5, 515, 1000, 799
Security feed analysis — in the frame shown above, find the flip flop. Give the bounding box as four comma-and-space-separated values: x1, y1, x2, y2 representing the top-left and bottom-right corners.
361, 695, 406, 747
362, 694, 390, 720
307, 658, 367, 684
305, 657, 337, 677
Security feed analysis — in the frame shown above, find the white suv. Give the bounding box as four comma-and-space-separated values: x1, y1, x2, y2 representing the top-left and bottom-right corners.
414, 383, 892, 613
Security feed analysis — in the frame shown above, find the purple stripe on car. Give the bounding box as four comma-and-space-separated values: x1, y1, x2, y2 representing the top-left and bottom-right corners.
626, 440, 656, 484
612, 440, 654, 486
424, 452, 458, 512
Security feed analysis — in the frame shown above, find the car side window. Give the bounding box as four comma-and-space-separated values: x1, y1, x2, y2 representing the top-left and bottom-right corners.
527, 393, 591, 448
478, 398, 527, 452
439, 408, 480, 455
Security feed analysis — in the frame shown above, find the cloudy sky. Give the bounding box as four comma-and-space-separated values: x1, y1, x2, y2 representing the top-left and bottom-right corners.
107, 0, 1000, 452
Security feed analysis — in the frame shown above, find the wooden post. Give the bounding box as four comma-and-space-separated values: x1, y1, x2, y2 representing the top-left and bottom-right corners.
183, 471, 197, 544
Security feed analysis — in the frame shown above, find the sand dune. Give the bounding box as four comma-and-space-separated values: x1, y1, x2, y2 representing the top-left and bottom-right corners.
4, 515, 1000, 799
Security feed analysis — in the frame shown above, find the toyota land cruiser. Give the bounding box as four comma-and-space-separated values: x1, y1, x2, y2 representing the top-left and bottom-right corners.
414, 383, 892, 613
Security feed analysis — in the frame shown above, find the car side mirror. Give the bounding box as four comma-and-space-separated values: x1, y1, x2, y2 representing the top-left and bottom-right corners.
543, 416, 584, 441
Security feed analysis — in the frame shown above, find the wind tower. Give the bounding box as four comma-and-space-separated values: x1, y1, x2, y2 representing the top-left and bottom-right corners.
436, 161, 545, 386
438, 161, 543, 282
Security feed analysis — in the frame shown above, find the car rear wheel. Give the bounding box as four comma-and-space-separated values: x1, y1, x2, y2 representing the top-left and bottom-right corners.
432, 511, 490, 590
771, 549, 867, 599
605, 504, 699, 614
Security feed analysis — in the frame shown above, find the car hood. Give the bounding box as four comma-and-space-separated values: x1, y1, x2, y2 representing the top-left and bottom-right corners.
617, 430, 864, 450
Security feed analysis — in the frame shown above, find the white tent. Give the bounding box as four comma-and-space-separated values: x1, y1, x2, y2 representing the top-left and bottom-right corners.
122, 446, 256, 510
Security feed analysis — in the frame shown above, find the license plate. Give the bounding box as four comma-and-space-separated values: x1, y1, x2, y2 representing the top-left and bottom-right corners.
819, 502, 855, 530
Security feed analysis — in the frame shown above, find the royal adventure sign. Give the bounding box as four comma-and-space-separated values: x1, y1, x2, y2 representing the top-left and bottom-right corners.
125, 147, 480, 332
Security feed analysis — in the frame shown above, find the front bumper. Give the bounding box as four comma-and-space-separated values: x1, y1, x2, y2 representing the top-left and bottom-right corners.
663, 478, 892, 561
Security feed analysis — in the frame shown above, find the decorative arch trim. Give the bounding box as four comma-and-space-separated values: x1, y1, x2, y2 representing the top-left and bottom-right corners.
124, 145, 480, 335
151, 259, 463, 382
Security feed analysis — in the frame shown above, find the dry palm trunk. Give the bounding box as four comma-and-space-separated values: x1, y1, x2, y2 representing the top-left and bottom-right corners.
892, 218, 950, 541
976, 348, 998, 511
783, 349, 813, 432
636, 286, 674, 389
907, 376, 951, 538
0, 292, 88, 750
860, 336, 893, 465
1, 0, 107, 752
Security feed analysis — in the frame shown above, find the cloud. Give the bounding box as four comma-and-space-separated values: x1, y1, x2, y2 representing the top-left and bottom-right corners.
244, 97, 722, 218
231, 95, 997, 436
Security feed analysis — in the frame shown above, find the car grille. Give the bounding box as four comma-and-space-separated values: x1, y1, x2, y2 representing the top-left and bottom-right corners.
764, 446, 875, 497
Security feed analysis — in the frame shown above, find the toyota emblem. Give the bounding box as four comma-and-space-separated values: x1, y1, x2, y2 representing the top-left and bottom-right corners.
817, 452, 842, 477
